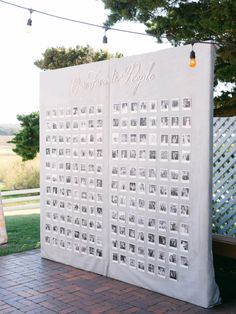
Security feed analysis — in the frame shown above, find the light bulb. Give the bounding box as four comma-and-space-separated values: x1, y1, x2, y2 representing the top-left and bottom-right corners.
189, 49, 196, 68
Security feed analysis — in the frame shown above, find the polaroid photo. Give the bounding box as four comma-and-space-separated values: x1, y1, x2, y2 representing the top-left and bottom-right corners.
121, 118, 128, 128
171, 99, 179, 111
60, 240, 66, 249
130, 133, 137, 144
80, 120, 86, 129
182, 151, 190, 162
181, 187, 190, 200
171, 116, 179, 128
129, 182, 136, 192
180, 240, 189, 252
149, 117, 157, 128
148, 218, 156, 229
121, 102, 128, 114
170, 169, 179, 181
180, 256, 189, 268
148, 200, 156, 211
130, 118, 137, 128
139, 149, 146, 160
158, 250, 166, 262
45, 236, 51, 245
158, 219, 167, 232
169, 238, 178, 249
88, 105, 95, 115
129, 258, 136, 269
149, 184, 157, 195
160, 134, 168, 145
138, 246, 145, 256
120, 166, 127, 176
150, 100, 157, 112
65, 121, 71, 130
130, 197, 136, 208
46, 110, 51, 118
138, 182, 146, 194
160, 150, 168, 161
160, 117, 168, 128
137, 216, 145, 227
119, 226, 126, 236
120, 241, 126, 251
158, 235, 166, 246
181, 170, 190, 182
180, 223, 189, 235
149, 150, 157, 160
171, 134, 179, 145
160, 99, 169, 111
52, 122, 57, 130
157, 266, 166, 278
121, 133, 128, 144
169, 203, 178, 215
182, 134, 191, 146
140, 101, 148, 112
138, 198, 145, 210
119, 212, 126, 223
148, 263, 155, 275
169, 270, 177, 281
182, 116, 191, 128
148, 168, 157, 179
137, 261, 145, 272
140, 117, 147, 127
170, 221, 178, 233
128, 228, 135, 239
159, 201, 167, 213
129, 243, 135, 254
139, 167, 146, 178
97, 119, 103, 129
169, 252, 177, 265
130, 150, 137, 160
139, 133, 147, 144
149, 133, 157, 145
112, 149, 119, 159
97, 104, 103, 114
138, 231, 145, 242
182, 97, 192, 110
113, 103, 120, 113
130, 101, 138, 113
120, 182, 127, 192
148, 248, 155, 259
129, 167, 136, 177
121, 149, 128, 159
73, 242, 80, 253
160, 168, 168, 180
128, 213, 135, 225
159, 185, 168, 197
170, 186, 179, 198
111, 166, 118, 176
112, 118, 119, 128
171, 150, 179, 162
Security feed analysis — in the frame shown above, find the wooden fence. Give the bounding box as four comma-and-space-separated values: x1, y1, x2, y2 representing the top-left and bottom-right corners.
2, 188, 40, 211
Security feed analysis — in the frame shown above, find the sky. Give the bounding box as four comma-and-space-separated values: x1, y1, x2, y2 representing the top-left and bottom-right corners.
0, 0, 170, 124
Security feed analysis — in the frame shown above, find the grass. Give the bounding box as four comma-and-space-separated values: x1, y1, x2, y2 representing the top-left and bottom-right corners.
0, 214, 40, 256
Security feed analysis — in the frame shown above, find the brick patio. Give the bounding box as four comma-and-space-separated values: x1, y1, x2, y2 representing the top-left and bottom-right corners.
0, 250, 235, 313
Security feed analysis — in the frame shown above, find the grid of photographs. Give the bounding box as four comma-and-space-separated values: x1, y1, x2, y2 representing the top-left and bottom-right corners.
110, 99, 191, 281
43, 104, 105, 259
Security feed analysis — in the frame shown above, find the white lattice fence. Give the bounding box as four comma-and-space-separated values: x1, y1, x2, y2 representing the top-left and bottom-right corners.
213, 117, 236, 236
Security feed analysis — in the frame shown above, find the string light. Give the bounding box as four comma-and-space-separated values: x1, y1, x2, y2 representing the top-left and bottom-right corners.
0, 0, 219, 65
26, 8, 33, 33
189, 44, 196, 68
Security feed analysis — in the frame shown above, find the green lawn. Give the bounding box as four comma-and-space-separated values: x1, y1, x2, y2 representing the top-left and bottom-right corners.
0, 214, 40, 256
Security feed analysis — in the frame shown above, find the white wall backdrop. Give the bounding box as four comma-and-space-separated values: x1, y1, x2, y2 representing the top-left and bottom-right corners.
40, 44, 220, 308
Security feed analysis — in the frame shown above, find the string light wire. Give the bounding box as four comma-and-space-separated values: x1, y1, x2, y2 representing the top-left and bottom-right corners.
0, 0, 154, 37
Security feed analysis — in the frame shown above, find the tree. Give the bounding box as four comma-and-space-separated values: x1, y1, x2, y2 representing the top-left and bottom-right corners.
11, 45, 122, 160
9, 112, 39, 161
101, 0, 236, 116
34, 45, 122, 70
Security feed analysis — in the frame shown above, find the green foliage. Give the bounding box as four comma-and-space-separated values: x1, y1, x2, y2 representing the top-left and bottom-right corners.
0, 214, 40, 256
34, 45, 123, 70
9, 112, 39, 161
102, 0, 236, 116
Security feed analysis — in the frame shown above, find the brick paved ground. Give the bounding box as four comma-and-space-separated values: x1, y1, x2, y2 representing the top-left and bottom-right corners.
0, 250, 235, 314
